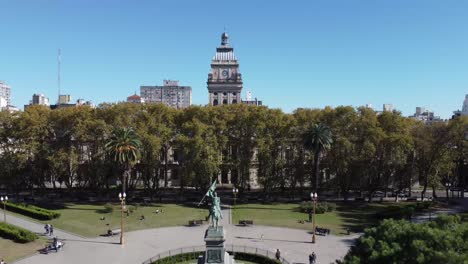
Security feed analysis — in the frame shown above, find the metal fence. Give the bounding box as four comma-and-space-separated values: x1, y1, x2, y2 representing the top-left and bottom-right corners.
142, 244, 291, 264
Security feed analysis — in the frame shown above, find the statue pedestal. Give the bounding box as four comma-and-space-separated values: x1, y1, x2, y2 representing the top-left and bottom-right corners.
203, 226, 234, 264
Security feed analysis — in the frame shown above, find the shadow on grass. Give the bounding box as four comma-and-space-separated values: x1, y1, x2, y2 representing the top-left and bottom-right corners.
334, 202, 382, 233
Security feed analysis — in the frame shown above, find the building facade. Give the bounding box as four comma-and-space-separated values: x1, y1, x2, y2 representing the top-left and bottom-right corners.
127, 93, 145, 104
453, 94, 468, 118
0, 81, 12, 107
32, 94, 50, 106
140, 80, 191, 109
410, 106, 443, 123
207, 32, 243, 106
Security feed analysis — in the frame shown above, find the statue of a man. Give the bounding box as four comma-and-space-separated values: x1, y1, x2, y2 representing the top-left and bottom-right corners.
209, 192, 223, 228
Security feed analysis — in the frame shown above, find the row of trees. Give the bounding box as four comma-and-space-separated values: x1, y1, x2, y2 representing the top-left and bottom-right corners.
0, 103, 466, 198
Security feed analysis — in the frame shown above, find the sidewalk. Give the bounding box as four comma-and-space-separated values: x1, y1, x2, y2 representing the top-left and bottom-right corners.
4, 213, 82, 240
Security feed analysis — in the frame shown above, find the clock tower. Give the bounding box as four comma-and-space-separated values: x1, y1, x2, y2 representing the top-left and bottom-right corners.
207, 32, 242, 105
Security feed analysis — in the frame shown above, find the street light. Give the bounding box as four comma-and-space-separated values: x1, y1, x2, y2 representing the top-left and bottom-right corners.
1, 196, 7, 223
118, 192, 126, 245
232, 188, 238, 206
445, 183, 452, 200
310, 192, 317, 244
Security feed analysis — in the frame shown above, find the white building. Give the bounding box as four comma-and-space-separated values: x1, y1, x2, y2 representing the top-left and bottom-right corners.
0, 81, 12, 107
383, 104, 394, 112
141, 80, 192, 109
32, 94, 50, 106
453, 94, 468, 118
410, 107, 443, 123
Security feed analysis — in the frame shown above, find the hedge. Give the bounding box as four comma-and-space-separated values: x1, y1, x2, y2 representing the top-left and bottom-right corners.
151, 251, 203, 264
375, 202, 434, 220
151, 251, 281, 264
299, 201, 337, 214
5, 202, 60, 220
231, 252, 281, 264
0, 222, 38, 243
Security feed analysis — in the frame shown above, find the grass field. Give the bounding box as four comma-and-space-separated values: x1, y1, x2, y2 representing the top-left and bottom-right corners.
10, 203, 207, 237
232, 202, 419, 235
0, 237, 46, 263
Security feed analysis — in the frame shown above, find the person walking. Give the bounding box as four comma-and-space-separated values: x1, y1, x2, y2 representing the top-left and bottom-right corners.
275, 249, 281, 261
49, 225, 54, 236
44, 224, 49, 235
309, 252, 316, 264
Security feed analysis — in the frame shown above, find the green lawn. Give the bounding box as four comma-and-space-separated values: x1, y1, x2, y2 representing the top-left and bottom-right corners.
0, 237, 46, 263
232, 202, 421, 236
10, 203, 207, 237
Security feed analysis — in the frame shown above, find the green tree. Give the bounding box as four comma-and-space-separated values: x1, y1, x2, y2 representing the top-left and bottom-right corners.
303, 123, 333, 192
340, 215, 468, 264
105, 127, 142, 194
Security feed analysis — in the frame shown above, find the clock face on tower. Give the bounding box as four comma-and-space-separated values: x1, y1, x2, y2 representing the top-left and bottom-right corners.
222, 69, 228, 77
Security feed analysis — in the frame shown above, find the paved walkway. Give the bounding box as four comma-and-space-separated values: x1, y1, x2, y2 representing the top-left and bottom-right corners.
9, 207, 358, 264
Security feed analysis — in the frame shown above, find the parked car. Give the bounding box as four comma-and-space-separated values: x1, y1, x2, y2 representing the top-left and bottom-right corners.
372, 191, 385, 197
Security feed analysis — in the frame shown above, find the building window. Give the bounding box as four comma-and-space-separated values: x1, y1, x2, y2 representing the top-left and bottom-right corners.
223, 99, 228, 104
213, 99, 218, 106
232, 99, 237, 104
233, 92, 236, 96
223, 92, 227, 96
214, 92, 218, 96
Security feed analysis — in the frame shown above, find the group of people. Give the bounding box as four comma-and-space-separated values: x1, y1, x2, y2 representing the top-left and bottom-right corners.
275, 249, 316, 264
44, 223, 54, 236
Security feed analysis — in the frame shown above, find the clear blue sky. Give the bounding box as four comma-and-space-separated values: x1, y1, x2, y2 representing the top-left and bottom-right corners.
1, 0, 467, 118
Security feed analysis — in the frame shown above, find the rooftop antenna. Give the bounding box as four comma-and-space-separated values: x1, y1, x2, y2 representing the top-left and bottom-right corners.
57, 48, 61, 104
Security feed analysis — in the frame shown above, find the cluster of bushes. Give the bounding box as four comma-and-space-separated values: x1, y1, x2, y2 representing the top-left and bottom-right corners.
375, 202, 434, 220
152, 251, 203, 264
102, 203, 114, 213
0, 222, 38, 243
231, 252, 281, 264
6, 202, 60, 220
299, 201, 337, 214
152, 251, 281, 264
339, 215, 468, 264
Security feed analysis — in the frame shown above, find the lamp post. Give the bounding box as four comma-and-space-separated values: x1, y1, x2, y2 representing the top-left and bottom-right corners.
310, 192, 317, 244
118, 192, 126, 245
1, 196, 7, 223
232, 187, 238, 206
445, 183, 451, 201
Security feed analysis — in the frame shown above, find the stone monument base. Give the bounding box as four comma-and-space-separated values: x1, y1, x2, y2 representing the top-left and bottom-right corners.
199, 226, 235, 264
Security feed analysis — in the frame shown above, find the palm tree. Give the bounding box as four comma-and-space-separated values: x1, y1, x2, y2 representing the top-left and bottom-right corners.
105, 127, 142, 194
303, 123, 333, 192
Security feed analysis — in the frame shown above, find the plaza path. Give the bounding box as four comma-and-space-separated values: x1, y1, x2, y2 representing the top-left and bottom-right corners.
10, 207, 358, 264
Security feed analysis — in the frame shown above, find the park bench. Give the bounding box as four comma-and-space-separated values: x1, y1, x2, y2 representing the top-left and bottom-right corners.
189, 219, 204, 226
315, 227, 330, 236
239, 220, 254, 226
107, 229, 121, 236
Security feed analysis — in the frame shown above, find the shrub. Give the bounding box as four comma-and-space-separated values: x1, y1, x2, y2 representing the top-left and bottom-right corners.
103, 203, 114, 213
5, 202, 60, 220
0, 222, 38, 243
151, 251, 281, 264
231, 252, 281, 264
151, 251, 203, 264
127, 205, 136, 213
299, 201, 337, 214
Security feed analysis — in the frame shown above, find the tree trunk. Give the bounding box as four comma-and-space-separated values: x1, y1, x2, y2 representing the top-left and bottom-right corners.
313, 151, 321, 192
